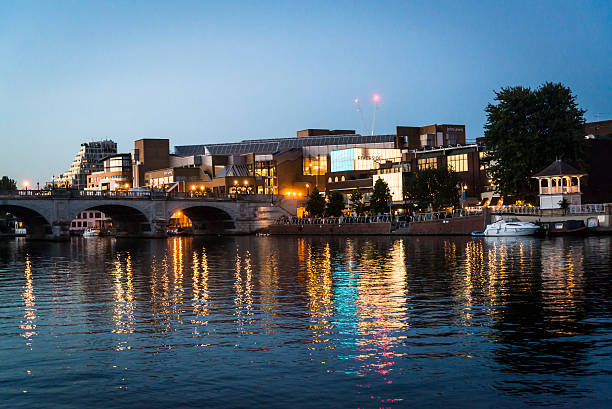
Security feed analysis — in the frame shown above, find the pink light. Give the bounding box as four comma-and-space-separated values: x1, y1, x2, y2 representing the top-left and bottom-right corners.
373, 94, 380, 102
354, 98, 359, 104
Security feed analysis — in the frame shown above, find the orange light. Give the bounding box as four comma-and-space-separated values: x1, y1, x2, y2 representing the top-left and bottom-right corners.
244, 180, 248, 185
298, 192, 302, 196
191, 185, 196, 190
124, 183, 129, 188
177, 211, 181, 216
234, 180, 238, 185
200, 186, 204, 190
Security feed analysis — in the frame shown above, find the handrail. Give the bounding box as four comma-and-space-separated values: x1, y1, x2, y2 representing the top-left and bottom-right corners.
0, 189, 282, 203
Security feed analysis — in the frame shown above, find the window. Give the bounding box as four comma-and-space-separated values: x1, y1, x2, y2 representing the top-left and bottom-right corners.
418, 157, 438, 170
95, 212, 101, 218
447, 154, 468, 172
420, 134, 434, 147
479, 151, 488, 170
448, 133, 459, 145
341, 176, 345, 181
71, 222, 76, 227
303, 156, 327, 175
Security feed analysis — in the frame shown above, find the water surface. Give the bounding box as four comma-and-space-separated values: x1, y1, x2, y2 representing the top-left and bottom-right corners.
1, 236, 611, 408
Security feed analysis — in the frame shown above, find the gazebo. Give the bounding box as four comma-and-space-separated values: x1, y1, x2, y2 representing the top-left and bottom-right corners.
532, 159, 587, 209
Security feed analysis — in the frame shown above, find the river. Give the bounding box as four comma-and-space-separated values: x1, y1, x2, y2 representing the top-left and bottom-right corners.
1, 236, 611, 408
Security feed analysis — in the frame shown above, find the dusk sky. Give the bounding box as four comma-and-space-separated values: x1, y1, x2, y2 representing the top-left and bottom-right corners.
1, 1, 611, 186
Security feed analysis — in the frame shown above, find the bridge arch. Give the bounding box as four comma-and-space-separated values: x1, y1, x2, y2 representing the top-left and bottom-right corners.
167, 204, 236, 235
71, 203, 154, 237
0, 204, 53, 238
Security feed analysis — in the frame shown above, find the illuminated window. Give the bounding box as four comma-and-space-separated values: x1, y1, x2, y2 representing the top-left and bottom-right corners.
447, 154, 468, 172
479, 151, 489, 170
417, 157, 438, 170
303, 156, 327, 175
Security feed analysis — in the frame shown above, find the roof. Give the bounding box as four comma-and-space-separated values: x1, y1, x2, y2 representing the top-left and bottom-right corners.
532, 159, 586, 178
216, 164, 251, 178
174, 134, 396, 157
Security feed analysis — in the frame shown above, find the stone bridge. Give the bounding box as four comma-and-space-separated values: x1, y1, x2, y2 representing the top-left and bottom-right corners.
0, 190, 295, 240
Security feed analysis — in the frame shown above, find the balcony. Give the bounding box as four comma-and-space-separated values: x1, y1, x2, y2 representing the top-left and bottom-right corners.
540, 186, 580, 194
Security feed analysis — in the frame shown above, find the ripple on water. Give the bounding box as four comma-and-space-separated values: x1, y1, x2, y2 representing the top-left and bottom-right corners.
0, 235, 611, 408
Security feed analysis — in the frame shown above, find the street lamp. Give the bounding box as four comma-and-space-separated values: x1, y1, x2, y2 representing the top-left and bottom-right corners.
306, 183, 310, 196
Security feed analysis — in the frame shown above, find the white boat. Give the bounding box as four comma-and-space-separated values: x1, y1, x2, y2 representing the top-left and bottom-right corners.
472, 219, 539, 237
82, 228, 100, 237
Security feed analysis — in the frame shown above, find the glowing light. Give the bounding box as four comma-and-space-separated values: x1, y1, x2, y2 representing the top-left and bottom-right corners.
191, 185, 196, 190
244, 180, 248, 185
124, 183, 129, 188
373, 94, 380, 102
298, 193, 302, 196
23, 180, 30, 188
234, 180, 238, 185
354, 98, 359, 104
306, 184, 309, 188
177, 212, 181, 216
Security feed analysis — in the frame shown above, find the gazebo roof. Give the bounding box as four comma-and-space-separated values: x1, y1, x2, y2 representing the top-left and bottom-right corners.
532, 159, 586, 178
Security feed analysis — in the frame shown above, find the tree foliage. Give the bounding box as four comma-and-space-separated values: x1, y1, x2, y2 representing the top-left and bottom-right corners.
404, 167, 460, 211
369, 179, 391, 215
483, 82, 585, 202
305, 186, 326, 217
0, 176, 17, 192
325, 191, 345, 217
349, 188, 365, 215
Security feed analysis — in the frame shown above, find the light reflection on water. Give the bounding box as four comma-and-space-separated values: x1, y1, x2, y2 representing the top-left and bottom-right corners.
0, 236, 611, 408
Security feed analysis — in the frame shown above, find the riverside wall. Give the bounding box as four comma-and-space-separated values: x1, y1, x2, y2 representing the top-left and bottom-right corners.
404, 214, 487, 235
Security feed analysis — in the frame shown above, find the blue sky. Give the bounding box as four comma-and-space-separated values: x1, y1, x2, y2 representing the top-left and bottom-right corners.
1, 1, 611, 186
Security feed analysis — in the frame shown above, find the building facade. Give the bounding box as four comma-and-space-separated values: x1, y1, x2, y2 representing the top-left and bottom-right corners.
86, 153, 133, 191
56, 140, 117, 190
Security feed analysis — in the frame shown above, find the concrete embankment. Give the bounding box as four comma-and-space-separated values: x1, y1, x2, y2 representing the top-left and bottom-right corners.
394, 214, 486, 236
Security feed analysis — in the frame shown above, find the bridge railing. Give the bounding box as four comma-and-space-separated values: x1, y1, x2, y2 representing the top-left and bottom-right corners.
0, 189, 284, 203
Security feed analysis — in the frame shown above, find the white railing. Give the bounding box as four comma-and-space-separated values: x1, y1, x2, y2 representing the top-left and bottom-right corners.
540, 186, 580, 194
488, 205, 541, 215
569, 204, 610, 214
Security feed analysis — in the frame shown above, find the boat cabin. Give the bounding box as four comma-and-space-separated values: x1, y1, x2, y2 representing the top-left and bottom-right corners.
532, 159, 586, 209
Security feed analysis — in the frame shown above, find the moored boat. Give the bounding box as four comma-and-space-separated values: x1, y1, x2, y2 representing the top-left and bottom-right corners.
472, 219, 539, 237
82, 228, 100, 237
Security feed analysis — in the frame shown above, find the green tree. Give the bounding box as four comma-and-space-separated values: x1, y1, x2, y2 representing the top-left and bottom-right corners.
0, 176, 17, 192
483, 82, 585, 202
349, 188, 365, 215
370, 179, 392, 215
305, 186, 326, 217
325, 191, 345, 217
558, 198, 570, 215
404, 167, 460, 211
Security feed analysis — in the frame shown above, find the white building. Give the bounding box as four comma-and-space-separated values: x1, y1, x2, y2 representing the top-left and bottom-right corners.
532, 159, 586, 210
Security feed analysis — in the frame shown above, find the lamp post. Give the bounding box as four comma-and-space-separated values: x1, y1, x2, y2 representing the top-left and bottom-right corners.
234, 180, 238, 200
306, 183, 310, 196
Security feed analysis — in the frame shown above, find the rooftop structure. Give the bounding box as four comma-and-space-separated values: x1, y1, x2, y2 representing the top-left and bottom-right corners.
532, 159, 587, 210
